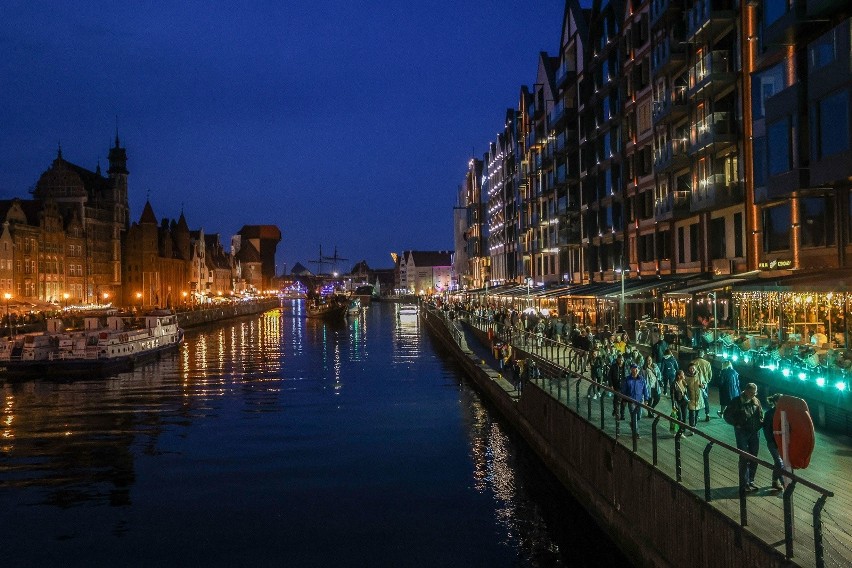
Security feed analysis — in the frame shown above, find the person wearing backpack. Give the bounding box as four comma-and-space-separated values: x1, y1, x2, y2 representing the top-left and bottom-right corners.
659, 349, 679, 397
725, 383, 764, 491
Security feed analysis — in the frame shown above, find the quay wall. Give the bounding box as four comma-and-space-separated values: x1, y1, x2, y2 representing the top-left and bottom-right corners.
177, 298, 280, 329
423, 311, 788, 568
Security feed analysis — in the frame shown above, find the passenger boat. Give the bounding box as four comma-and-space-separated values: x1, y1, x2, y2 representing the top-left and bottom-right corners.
0, 310, 183, 377
306, 296, 347, 320
346, 298, 362, 317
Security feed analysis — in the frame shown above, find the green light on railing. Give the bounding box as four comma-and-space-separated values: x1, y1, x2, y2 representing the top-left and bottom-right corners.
743, 356, 750, 364
816, 377, 826, 387
836, 381, 848, 392
798, 372, 807, 381
731, 354, 739, 362
782, 368, 791, 378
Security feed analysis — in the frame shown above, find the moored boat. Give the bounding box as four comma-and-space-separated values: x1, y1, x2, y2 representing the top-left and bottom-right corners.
0, 310, 183, 377
306, 296, 347, 320
397, 303, 419, 316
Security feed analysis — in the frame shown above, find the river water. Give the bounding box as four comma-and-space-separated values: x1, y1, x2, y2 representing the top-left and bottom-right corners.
0, 301, 627, 567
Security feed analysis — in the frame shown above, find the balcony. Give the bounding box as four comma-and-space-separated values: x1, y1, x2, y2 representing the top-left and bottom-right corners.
690, 177, 743, 212
808, 0, 847, 17
654, 138, 691, 173
687, 51, 736, 99
652, 87, 688, 124
690, 112, 737, 155
555, 63, 577, 90
650, 0, 681, 29
651, 36, 687, 77
548, 100, 568, 129
764, 1, 808, 47
654, 190, 691, 221
686, 0, 736, 43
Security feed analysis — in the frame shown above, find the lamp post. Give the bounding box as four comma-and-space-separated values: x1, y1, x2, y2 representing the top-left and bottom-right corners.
3, 293, 10, 338
618, 256, 626, 329
103, 292, 109, 306
136, 291, 142, 312
62, 292, 69, 311
526, 277, 532, 309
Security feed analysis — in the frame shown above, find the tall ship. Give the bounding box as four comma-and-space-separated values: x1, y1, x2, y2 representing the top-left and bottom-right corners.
0, 310, 183, 377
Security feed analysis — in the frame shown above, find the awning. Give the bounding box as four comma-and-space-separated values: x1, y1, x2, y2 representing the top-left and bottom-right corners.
733, 269, 852, 293
665, 271, 761, 297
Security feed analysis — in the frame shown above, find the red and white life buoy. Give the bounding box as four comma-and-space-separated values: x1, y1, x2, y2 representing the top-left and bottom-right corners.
773, 395, 815, 469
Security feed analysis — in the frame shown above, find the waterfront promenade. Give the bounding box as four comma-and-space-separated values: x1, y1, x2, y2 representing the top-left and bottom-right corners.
427, 306, 852, 568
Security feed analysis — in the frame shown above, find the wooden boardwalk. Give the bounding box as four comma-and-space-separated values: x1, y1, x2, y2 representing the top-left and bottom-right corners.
455, 314, 852, 568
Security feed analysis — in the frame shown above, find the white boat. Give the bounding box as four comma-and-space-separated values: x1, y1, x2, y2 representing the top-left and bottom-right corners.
0, 310, 183, 377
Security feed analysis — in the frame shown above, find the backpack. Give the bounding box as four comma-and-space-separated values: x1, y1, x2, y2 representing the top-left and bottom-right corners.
723, 398, 748, 428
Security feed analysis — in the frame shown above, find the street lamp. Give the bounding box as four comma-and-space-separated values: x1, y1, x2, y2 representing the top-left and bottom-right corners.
103, 292, 109, 306
62, 292, 69, 311
617, 257, 627, 329
3, 293, 10, 338
136, 291, 142, 312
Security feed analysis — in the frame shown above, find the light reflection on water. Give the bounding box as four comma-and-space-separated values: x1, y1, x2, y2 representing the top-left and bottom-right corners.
0, 301, 626, 567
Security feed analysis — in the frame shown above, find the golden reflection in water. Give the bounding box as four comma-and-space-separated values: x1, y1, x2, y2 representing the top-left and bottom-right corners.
392, 313, 421, 363
2, 394, 14, 452
466, 396, 519, 537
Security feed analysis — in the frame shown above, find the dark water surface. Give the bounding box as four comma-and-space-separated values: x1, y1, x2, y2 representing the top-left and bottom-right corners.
0, 302, 628, 567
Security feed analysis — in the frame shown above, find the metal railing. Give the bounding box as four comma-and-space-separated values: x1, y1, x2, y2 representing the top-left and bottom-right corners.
428, 305, 840, 568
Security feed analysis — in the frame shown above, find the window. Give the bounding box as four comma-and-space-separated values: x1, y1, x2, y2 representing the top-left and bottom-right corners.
734, 213, 744, 258
800, 197, 835, 248
752, 137, 767, 188
678, 226, 685, 263
763, 0, 789, 28
751, 64, 785, 120
809, 25, 841, 70
657, 229, 670, 260
763, 203, 791, 252
710, 217, 726, 259
767, 118, 791, 175
689, 224, 699, 262
815, 90, 849, 159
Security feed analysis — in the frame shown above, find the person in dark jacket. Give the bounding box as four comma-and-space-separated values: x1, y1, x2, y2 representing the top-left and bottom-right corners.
763, 394, 786, 491
608, 354, 627, 419
659, 349, 679, 396
622, 364, 650, 438
717, 360, 740, 418
727, 383, 764, 491
652, 335, 668, 365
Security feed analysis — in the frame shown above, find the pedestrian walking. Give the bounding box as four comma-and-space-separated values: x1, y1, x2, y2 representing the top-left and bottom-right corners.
717, 360, 740, 417
608, 354, 627, 420
621, 364, 650, 439
685, 363, 705, 429
659, 349, 679, 396
691, 349, 713, 422
725, 383, 764, 491
763, 394, 787, 491
642, 354, 661, 416
672, 370, 690, 435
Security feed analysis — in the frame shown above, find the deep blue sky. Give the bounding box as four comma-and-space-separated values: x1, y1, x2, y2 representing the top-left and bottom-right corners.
0, 1, 565, 273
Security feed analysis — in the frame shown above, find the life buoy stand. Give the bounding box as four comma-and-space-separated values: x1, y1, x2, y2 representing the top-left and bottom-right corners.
773, 395, 815, 469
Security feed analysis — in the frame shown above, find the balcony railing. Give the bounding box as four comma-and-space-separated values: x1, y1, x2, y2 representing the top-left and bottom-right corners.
651, 36, 686, 76
690, 111, 736, 154
688, 50, 735, 98
654, 138, 690, 172
691, 177, 743, 212
555, 63, 577, 89
651, 86, 688, 123
687, 0, 735, 41
654, 190, 691, 219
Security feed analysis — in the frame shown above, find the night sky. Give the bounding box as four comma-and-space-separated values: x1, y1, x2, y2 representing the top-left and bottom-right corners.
0, 1, 565, 273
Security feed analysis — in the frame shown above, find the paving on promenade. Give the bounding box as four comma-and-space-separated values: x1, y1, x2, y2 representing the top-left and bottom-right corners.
450, 313, 852, 568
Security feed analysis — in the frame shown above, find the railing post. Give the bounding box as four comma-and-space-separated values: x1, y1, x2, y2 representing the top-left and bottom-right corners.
783, 481, 797, 560
703, 442, 714, 502
600, 392, 606, 430
674, 431, 683, 482
587, 385, 593, 419
814, 493, 829, 568
652, 415, 660, 466
575, 380, 581, 412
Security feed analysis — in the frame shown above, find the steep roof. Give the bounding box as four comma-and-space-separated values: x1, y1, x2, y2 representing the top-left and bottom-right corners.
407, 250, 452, 267
291, 262, 312, 276
139, 200, 157, 224
235, 240, 261, 263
